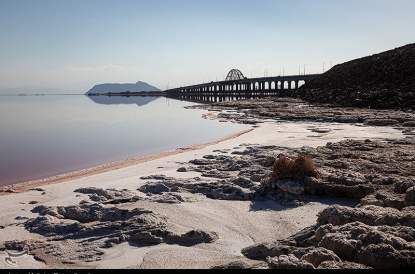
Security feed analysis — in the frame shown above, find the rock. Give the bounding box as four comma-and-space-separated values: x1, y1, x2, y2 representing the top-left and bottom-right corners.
32, 205, 59, 216
276, 180, 304, 195
189, 159, 214, 166
365, 119, 400, 126
139, 183, 170, 195
231, 177, 257, 189
318, 261, 372, 269
177, 167, 187, 172
403, 121, 415, 127
29, 201, 39, 205
361, 190, 406, 209
169, 230, 219, 246
30, 188, 45, 192
301, 247, 341, 268
25, 215, 82, 236
266, 254, 315, 269
140, 175, 168, 180
395, 181, 415, 194
15, 216, 29, 221
317, 205, 415, 228
358, 244, 415, 269
304, 178, 374, 199
310, 128, 332, 134
259, 156, 276, 167
315, 221, 415, 268
1, 187, 18, 193
148, 193, 186, 204
405, 187, 415, 205
242, 242, 302, 260
139, 176, 254, 201
74, 187, 137, 203
25, 200, 220, 264
201, 170, 232, 179
211, 260, 268, 269
129, 231, 164, 245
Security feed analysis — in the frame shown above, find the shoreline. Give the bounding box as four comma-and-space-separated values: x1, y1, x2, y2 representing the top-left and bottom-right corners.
0, 112, 407, 269
1, 128, 254, 195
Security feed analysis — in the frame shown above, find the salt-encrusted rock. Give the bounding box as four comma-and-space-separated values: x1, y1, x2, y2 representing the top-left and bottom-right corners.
30, 188, 45, 192
74, 187, 137, 203
358, 244, 412, 269
139, 176, 254, 201
301, 247, 341, 268
318, 260, 372, 269
317, 205, 415, 228
241, 242, 309, 260
25, 215, 82, 236
365, 119, 400, 126
395, 180, 415, 194
177, 167, 187, 172
139, 182, 171, 195
360, 190, 406, 209
405, 187, 415, 205
211, 260, 265, 269
148, 193, 186, 204
168, 230, 219, 246
304, 177, 374, 199
24, 200, 220, 264
276, 180, 305, 195
266, 254, 315, 269
230, 177, 257, 189
140, 175, 169, 180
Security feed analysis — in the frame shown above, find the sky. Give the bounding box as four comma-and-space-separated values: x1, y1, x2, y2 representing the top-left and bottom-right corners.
0, 0, 414, 93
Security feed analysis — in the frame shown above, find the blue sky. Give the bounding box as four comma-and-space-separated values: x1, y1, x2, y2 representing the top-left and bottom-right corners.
0, 0, 414, 92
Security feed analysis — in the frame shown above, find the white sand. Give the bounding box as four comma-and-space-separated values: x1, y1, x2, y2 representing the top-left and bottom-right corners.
0, 121, 402, 269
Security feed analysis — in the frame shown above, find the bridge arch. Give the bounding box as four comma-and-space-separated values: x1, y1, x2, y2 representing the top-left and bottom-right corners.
291, 80, 297, 89
283, 81, 289, 89
225, 69, 245, 81
264, 82, 270, 90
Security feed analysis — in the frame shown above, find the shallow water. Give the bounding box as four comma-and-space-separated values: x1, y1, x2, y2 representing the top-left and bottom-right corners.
0, 95, 248, 186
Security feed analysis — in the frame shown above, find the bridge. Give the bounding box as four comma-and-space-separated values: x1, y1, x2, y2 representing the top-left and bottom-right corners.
165, 69, 321, 102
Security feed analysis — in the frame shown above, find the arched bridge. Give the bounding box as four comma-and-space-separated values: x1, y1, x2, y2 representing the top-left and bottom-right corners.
165, 69, 320, 101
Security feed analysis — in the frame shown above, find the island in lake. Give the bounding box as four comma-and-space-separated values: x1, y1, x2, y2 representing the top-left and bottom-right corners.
86, 81, 165, 96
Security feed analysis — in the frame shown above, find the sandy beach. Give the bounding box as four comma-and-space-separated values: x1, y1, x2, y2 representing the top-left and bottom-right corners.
0, 110, 404, 269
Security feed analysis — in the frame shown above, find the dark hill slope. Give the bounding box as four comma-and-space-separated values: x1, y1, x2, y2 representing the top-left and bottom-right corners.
299, 43, 415, 110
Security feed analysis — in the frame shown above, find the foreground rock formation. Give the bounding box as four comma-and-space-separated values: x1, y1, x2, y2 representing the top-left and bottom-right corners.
3, 200, 218, 266
214, 138, 415, 269
136, 132, 415, 269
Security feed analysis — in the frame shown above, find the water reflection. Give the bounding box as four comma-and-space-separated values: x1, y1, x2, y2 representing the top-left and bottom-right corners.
87, 95, 158, 106
0, 95, 248, 186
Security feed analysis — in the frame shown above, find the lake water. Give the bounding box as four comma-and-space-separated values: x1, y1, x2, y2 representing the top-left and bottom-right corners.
0, 95, 248, 186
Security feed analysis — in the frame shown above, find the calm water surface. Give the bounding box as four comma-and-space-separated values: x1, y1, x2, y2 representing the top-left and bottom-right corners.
0, 95, 248, 186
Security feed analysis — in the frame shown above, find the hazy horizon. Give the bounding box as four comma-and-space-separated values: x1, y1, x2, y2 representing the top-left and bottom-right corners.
1, 0, 414, 93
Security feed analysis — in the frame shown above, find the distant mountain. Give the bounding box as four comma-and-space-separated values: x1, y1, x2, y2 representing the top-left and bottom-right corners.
86, 81, 160, 95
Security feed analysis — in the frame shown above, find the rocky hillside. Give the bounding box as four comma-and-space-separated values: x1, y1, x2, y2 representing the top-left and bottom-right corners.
299, 43, 415, 110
